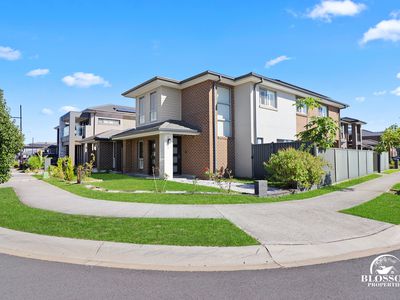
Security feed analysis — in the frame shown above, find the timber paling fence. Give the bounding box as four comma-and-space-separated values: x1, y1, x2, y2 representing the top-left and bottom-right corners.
251, 142, 389, 182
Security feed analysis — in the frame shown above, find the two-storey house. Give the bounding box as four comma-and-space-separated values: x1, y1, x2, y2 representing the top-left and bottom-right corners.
113, 71, 348, 179
57, 104, 135, 170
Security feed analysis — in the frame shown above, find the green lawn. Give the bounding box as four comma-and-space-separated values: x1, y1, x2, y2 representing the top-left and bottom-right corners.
91, 173, 221, 192
383, 169, 400, 175
0, 187, 258, 246
37, 173, 382, 205
341, 190, 400, 225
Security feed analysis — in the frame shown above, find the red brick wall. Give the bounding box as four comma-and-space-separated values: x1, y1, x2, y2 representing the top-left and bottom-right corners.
181, 81, 214, 178
181, 80, 235, 178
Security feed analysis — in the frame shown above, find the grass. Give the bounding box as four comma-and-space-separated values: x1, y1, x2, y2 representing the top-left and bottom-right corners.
0, 187, 258, 247
383, 169, 400, 175
37, 173, 382, 205
90, 173, 221, 193
341, 188, 400, 225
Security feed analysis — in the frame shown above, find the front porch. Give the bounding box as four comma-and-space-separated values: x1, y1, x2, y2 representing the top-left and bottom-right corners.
112, 120, 201, 179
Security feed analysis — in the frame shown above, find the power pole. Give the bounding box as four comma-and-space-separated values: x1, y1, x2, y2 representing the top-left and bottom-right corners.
12, 105, 22, 132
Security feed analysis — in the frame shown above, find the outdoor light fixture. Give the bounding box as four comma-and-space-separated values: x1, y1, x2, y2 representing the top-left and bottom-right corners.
167, 138, 172, 145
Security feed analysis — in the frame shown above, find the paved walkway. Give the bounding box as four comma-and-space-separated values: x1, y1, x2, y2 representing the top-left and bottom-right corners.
2, 171, 400, 270
4, 171, 400, 245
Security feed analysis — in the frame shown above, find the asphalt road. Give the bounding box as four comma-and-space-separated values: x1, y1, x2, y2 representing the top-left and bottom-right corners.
0, 251, 399, 300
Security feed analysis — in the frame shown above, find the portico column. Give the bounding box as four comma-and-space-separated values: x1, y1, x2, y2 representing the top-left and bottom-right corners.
159, 133, 173, 179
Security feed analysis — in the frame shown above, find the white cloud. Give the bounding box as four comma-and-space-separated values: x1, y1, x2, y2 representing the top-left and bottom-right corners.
0, 46, 21, 60
41, 108, 53, 115
265, 55, 292, 68
373, 90, 387, 96
355, 96, 366, 102
59, 106, 81, 112
360, 19, 400, 45
397, 72, 400, 79
62, 72, 111, 88
26, 68, 49, 77
390, 10, 400, 19
391, 87, 400, 96
307, 0, 366, 22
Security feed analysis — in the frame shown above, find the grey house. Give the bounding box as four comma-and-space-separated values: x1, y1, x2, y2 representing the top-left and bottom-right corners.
56, 104, 136, 171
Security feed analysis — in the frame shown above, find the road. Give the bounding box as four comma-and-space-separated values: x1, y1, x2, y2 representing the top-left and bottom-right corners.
0, 251, 398, 299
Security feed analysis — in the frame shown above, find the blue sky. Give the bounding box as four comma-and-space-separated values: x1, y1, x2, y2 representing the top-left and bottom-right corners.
0, 0, 399, 143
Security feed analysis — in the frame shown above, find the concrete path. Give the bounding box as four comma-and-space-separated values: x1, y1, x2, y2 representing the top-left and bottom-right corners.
5, 172, 223, 219
4, 172, 400, 246
1, 171, 400, 270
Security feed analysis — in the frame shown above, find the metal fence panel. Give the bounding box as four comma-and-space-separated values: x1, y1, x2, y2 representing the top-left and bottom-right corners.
319, 149, 336, 185
358, 150, 367, 176
380, 153, 389, 171
348, 150, 359, 179
334, 149, 349, 182
367, 151, 374, 174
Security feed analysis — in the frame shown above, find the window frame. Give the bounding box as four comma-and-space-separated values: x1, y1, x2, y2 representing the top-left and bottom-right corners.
138, 140, 144, 170
256, 137, 264, 144
138, 96, 145, 124
149, 92, 157, 122
318, 105, 328, 117
216, 86, 232, 137
97, 118, 121, 126
259, 87, 277, 109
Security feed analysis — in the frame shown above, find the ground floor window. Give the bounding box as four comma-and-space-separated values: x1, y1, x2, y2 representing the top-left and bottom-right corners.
138, 141, 144, 170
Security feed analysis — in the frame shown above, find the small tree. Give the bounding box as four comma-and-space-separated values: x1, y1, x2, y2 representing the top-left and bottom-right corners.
297, 116, 339, 151
375, 125, 400, 155
295, 97, 338, 151
0, 89, 24, 183
62, 156, 74, 181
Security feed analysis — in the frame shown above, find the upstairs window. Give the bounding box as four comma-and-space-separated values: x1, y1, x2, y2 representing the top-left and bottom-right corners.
217, 86, 231, 137
296, 101, 308, 115
138, 96, 145, 124
260, 88, 277, 108
318, 105, 328, 117
150, 92, 157, 122
98, 118, 120, 126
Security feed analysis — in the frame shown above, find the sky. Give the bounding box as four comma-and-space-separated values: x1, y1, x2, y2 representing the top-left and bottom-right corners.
0, 0, 400, 143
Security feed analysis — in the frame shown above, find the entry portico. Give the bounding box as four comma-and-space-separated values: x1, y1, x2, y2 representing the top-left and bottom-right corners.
113, 120, 200, 179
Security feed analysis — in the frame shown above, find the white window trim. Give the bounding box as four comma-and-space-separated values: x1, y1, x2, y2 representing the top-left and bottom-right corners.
318, 105, 328, 117
138, 96, 145, 124
149, 92, 157, 122
97, 117, 121, 126
259, 87, 278, 110
217, 86, 232, 137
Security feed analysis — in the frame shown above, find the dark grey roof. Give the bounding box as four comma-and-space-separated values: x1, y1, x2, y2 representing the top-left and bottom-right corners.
84, 104, 136, 114
24, 142, 56, 148
122, 70, 349, 108
362, 130, 383, 137
341, 117, 367, 125
112, 120, 200, 140
80, 130, 125, 143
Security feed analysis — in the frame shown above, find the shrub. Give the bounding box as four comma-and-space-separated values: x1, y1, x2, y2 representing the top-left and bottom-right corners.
50, 158, 64, 179
62, 156, 74, 181
27, 152, 45, 172
265, 148, 326, 190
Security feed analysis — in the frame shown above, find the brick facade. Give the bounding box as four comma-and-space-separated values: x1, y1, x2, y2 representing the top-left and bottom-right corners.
181, 80, 235, 179
122, 135, 159, 176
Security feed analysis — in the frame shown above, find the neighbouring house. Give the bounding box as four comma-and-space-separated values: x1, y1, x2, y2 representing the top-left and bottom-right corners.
362, 130, 383, 150
23, 142, 57, 156
114, 71, 348, 179
56, 104, 136, 171
340, 117, 366, 149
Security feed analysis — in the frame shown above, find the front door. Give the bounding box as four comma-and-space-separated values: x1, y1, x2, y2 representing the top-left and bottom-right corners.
173, 136, 182, 175
148, 140, 156, 175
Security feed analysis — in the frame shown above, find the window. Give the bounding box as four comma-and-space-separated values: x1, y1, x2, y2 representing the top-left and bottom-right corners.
138, 97, 145, 124
277, 139, 294, 143
138, 141, 144, 170
318, 105, 328, 117
63, 125, 69, 137
296, 103, 308, 115
259, 88, 277, 108
150, 92, 157, 122
217, 86, 231, 137
256, 138, 264, 144
98, 118, 120, 126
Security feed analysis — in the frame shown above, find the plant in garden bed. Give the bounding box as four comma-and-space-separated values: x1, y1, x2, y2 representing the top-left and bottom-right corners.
27, 150, 45, 173
265, 148, 327, 190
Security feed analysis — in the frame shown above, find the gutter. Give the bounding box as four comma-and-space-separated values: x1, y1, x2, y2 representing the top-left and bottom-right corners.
212, 75, 222, 173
